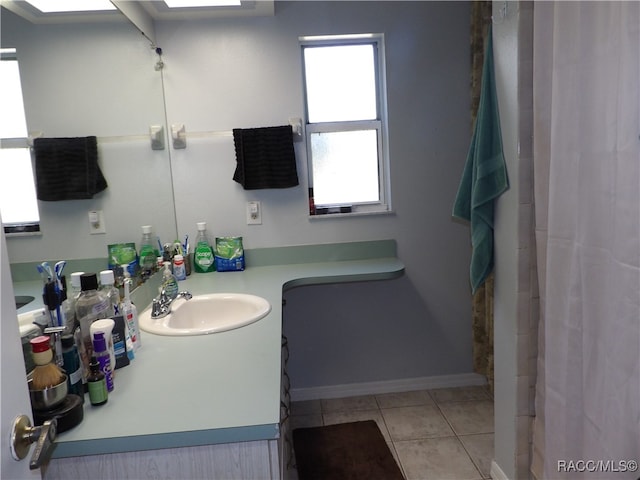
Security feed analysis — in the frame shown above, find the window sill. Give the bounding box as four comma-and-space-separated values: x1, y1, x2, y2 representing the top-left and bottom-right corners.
4, 225, 41, 237
308, 209, 395, 220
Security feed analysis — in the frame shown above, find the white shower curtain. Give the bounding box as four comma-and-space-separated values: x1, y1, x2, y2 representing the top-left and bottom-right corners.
532, 2, 640, 479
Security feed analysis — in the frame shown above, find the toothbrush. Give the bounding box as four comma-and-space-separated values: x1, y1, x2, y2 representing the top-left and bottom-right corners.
157, 236, 163, 255
53, 261, 66, 327
41, 262, 53, 282
54, 260, 66, 292
36, 264, 48, 284
36, 265, 55, 326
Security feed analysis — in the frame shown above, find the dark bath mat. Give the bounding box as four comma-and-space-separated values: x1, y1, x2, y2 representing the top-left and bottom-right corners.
292, 420, 404, 480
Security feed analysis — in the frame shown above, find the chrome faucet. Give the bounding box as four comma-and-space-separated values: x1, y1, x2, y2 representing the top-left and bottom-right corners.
151, 290, 192, 319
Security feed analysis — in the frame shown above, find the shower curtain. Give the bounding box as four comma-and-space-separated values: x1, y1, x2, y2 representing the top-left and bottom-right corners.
532, 2, 640, 479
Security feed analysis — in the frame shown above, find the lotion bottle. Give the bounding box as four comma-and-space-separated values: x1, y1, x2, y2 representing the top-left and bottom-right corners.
90, 319, 116, 377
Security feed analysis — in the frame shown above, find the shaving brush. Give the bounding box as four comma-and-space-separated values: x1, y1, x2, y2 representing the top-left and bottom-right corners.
30, 336, 64, 390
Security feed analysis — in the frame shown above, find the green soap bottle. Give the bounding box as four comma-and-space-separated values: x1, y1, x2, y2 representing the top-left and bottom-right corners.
139, 225, 157, 280
193, 222, 216, 273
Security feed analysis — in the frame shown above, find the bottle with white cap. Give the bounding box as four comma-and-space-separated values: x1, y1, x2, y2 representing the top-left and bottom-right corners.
99, 270, 121, 317
193, 222, 215, 273
70, 272, 85, 302
139, 225, 157, 280
63, 271, 84, 333
90, 319, 116, 379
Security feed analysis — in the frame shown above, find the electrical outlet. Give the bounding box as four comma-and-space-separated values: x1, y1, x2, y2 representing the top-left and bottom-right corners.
88, 210, 106, 234
246, 201, 262, 225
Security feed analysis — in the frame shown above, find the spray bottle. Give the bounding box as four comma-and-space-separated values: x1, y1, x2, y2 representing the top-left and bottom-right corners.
122, 275, 141, 351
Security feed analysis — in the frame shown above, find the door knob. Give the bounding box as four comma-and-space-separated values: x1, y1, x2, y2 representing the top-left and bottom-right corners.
10, 415, 57, 470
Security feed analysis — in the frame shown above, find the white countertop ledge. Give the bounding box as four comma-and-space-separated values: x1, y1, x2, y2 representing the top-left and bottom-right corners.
15, 241, 404, 458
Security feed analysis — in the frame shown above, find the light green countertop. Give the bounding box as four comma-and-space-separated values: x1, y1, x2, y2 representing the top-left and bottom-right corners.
12, 240, 404, 458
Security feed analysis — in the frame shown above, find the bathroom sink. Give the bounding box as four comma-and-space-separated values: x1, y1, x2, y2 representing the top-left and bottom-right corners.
15, 295, 35, 309
139, 293, 271, 336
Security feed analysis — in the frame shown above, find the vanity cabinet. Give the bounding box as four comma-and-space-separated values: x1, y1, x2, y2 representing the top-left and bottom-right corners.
37, 242, 403, 480
44, 440, 280, 479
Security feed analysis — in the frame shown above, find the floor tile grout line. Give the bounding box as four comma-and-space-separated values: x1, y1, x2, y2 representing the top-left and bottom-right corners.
457, 433, 489, 480
375, 399, 410, 480
435, 399, 486, 478
292, 388, 494, 480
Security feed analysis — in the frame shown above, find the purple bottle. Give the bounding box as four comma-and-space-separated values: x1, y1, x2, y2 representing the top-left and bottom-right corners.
92, 332, 114, 392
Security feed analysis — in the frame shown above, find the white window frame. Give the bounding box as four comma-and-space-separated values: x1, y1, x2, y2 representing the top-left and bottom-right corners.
0, 48, 41, 236
300, 33, 392, 217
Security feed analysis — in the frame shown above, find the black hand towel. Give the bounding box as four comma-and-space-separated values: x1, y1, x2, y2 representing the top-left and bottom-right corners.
34, 136, 108, 201
232, 126, 298, 190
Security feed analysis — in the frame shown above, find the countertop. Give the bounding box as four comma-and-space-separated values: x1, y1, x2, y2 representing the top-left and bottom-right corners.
12, 240, 404, 458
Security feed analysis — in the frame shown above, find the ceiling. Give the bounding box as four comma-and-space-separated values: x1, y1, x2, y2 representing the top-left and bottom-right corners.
0, 0, 274, 24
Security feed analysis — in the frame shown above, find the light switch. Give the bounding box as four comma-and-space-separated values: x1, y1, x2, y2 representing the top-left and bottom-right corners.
246, 201, 262, 225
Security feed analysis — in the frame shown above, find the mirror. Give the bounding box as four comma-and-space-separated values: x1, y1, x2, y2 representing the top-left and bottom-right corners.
1, 6, 177, 267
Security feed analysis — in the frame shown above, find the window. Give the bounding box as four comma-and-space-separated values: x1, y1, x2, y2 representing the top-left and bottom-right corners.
0, 49, 40, 235
301, 34, 391, 216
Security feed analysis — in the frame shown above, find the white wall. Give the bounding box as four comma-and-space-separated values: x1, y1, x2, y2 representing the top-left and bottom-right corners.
492, 1, 535, 478
4, 2, 476, 388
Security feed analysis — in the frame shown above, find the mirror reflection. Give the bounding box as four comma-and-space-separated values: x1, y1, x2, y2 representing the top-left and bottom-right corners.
1, 7, 177, 267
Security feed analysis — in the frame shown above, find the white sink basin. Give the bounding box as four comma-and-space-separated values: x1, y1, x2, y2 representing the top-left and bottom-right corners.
139, 293, 271, 336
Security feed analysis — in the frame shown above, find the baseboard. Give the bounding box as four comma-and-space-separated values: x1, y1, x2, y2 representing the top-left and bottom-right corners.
290, 373, 487, 401
490, 460, 509, 480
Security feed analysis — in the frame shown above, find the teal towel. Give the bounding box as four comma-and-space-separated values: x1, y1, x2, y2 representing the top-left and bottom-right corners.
452, 27, 509, 294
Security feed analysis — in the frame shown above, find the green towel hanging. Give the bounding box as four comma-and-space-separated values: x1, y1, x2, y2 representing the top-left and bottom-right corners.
452, 26, 509, 294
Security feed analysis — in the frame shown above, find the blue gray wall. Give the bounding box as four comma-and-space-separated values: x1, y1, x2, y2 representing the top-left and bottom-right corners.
4, 1, 474, 392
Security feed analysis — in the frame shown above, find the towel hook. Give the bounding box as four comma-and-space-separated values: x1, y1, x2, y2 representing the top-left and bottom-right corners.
153, 45, 164, 71
492, 1, 507, 24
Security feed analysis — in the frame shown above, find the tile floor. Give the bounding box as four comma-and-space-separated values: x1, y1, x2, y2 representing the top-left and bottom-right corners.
288, 385, 494, 480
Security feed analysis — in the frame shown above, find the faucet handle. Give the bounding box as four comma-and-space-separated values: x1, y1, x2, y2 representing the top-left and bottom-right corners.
151, 297, 167, 318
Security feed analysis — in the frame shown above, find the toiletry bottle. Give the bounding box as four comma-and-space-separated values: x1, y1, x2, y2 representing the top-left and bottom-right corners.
122, 276, 141, 351
57, 276, 75, 333
111, 316, 131, 368
64, 272, 84, 329
64, 272, 87, 390
61, 334, 84, 402
90, 319, 116, 377
193, 222, 216, 273
99, 270, 121, 317
70, 272, 85, 303
161, 261, 179, 300
139, 225, 157, 281
75, 273, 110, 382
173, 254, 186, 281
92, 332, 114, 392
87, 356, 108, 406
